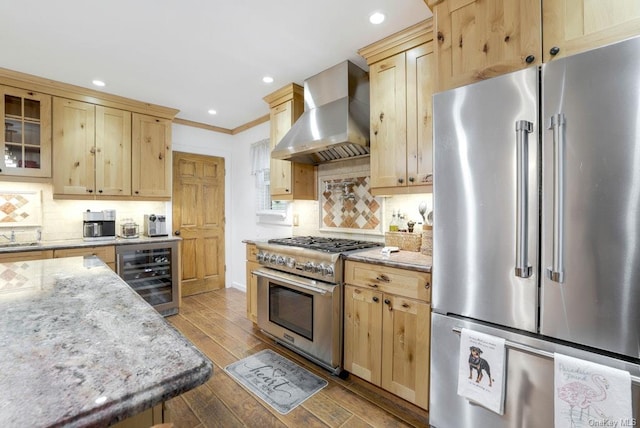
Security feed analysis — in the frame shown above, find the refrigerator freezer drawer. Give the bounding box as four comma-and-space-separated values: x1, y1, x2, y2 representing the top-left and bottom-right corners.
429, 313, 640, 428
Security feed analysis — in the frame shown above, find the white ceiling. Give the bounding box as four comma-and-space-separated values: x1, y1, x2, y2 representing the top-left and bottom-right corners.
0, 1, 431, 131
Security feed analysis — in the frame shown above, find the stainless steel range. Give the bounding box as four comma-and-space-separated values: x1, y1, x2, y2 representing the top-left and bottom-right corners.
254, 236, 381, 376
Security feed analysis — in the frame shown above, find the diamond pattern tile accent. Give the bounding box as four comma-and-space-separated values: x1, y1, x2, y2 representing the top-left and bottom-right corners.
321, 176, 382, 231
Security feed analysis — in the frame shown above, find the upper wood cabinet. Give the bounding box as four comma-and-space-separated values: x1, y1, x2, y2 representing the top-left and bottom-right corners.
131, 113, 172, 198
429, 0, 542, 92
0, 86, 52, 178
428, 0, 640, 91
542, 0, 640, 62
53, 98, 131, 197
263, 84, 316, 201
360, 20, 434, 196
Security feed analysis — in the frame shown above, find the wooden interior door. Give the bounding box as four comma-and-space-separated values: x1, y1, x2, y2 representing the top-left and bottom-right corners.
172, 152, 225, 296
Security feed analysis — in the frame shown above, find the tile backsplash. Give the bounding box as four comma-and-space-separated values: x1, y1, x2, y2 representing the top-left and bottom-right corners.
321, 175, 382, 232
292, 157, 433, 242
0, 182, 167, 242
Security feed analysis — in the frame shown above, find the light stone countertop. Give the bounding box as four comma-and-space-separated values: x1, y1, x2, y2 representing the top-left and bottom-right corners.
0, 256, 212, 427
345, 248, 432, 273
0, 235, 181, 254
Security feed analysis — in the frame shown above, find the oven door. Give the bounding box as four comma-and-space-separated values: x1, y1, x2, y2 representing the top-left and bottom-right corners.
254, 267, 342, 373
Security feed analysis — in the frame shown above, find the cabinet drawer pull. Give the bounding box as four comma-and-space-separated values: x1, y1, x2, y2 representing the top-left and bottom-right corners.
425, 282, 430, 289
368, 283, 378, 288
402, 303, 410, 308
376, 274, 390, 283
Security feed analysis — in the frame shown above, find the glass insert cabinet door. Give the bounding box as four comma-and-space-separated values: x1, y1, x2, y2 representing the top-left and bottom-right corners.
1, 86, 52, 177
116, 241, 179, 316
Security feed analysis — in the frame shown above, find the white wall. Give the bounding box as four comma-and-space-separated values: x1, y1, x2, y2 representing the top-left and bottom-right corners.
171, 122, 293, 293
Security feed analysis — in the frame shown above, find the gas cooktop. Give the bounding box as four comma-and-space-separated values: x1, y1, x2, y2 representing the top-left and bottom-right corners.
267, 236, 382, 253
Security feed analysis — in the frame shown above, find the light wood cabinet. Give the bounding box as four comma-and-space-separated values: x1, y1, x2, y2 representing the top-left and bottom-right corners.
54, 245, 116, 271
245, 243, 260, 323
0, 250, 53, 262
360, 20, 434, 196
429, 0, 541, 92
542, 0, 640, 62
0, 86, 52, 178
53, 98, 131, 197
428, 0, 640, 92
343, 260, 431, 410
263, 84, 316, 201
132, 113, 172, 198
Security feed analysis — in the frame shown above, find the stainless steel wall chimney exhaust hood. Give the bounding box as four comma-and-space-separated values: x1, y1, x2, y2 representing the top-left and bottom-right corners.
271, 60, 370, 164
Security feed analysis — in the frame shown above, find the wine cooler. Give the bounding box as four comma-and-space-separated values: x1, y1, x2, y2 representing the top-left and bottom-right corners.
116, 240, 179, 316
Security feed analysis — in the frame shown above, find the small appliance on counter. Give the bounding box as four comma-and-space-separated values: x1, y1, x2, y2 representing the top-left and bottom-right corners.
83, 209, 116, 241
119, 218, 139, 239
144, 214, 168, 237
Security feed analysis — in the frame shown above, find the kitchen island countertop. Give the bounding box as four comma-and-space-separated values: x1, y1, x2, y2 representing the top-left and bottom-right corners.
0, 256, 212, 427
345, 248, 432, 273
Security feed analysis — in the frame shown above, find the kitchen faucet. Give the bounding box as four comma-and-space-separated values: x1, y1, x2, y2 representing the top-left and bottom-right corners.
0, 230, 15, 243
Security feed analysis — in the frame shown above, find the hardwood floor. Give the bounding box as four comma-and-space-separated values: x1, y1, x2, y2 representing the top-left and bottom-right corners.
165, 288, 430, 427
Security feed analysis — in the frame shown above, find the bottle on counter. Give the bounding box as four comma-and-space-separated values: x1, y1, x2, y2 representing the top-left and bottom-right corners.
389, 211, 399, 232
398, 211, 407, 232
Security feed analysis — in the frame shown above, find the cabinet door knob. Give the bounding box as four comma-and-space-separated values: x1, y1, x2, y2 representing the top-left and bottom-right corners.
549, 46, 560, 56
408, 176, 415, 183
384, 298, 391, 305
372, 296, 379, 303
525, 55, 535, 64
425, 282, 431, 289
398, 178, 404, 184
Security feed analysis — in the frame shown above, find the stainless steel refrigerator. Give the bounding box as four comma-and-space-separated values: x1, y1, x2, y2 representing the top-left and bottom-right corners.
431, 36, 640, 427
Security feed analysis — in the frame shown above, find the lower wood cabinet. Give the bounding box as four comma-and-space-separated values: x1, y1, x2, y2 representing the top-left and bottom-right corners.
54, 245, 116, 271
344, 260, 431, 410
0, 250, 53, 262
245, 243, 259, 323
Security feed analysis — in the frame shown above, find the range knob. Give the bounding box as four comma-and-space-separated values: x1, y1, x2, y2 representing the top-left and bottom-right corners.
323, 264, 335, 277
269, 254, 277, 264
285, 257, 296, 268
256, 252, 265, 262
304, 261, 315, 272
276, 255, 285, 266
314, 263, 324, 274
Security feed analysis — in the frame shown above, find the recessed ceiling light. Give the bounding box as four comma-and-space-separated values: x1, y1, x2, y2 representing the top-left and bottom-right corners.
208, 109, 217, 115
92, 79, 106, 87
262, 76, 274, 84
369, 12, 385, 25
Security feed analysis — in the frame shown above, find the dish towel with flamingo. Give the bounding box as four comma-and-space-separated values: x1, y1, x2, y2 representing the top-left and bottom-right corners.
555, 353, 632, 428
456, 328, 506, 415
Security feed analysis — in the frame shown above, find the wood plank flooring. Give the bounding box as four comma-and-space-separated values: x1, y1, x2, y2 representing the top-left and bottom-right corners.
165, 288, 430, 427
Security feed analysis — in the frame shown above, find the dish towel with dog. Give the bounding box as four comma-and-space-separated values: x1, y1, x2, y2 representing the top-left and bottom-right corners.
456, 328, 506, 415
555, 353, 632, 428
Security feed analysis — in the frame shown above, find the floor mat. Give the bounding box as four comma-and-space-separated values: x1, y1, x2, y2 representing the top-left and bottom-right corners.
224, 349, 328, 414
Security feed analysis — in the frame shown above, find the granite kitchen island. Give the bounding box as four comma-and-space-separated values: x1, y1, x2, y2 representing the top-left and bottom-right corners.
0, 256, 212, 427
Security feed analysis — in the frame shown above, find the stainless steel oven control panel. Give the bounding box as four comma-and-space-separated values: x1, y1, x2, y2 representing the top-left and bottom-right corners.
255, 243, 342, 283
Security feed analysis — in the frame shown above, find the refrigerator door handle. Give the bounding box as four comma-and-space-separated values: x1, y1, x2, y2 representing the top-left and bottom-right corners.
515, 120, 533, 278
547, 113, 565, 283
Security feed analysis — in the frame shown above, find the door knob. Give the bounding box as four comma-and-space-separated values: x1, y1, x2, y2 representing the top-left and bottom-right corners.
174, 230, 180, 236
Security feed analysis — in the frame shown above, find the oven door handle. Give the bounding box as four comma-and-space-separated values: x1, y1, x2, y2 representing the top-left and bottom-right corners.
253, 268, 332, 295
